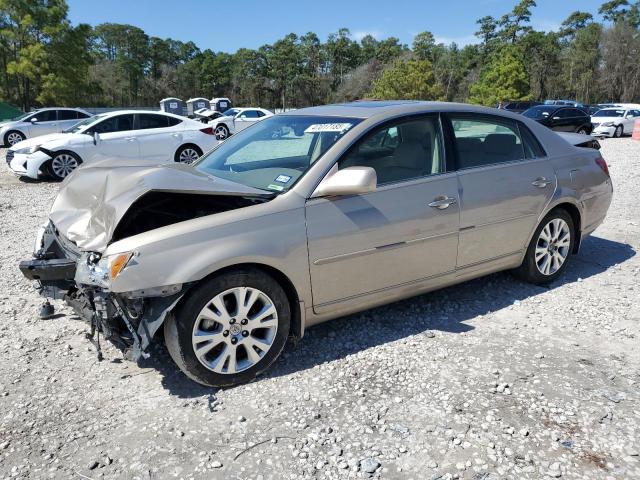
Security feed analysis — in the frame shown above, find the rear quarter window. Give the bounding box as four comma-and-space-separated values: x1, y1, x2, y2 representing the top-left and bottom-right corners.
518, 123, 546, 159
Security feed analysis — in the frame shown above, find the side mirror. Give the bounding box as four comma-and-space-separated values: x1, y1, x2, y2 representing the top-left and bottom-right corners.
313, 166, 377, 198
30, 117, 38, 124
93, 131, 100, 145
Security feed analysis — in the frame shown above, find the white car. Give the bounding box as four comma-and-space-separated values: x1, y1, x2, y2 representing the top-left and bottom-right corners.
206, 107, 273, 140
7, 110, 218, 180
0, 108, 91, 146
591, 107, 640, 138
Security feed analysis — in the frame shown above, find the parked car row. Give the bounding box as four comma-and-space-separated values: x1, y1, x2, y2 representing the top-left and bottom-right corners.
5, 106, 274, 180
18, 100, 613, 386
0, 108, 91, 146
499, 100, 640, 138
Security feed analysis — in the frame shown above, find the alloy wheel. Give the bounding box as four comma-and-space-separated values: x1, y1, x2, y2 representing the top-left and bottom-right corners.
191, 287, 278, 374
214, 125, 228, 140
51, 153, 78, 178
179, 148, 200, 164
7, 132, 24, 146
535, 218, 571, 276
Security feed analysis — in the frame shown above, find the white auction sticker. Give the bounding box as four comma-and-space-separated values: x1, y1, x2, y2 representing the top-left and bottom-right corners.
304, 123, 353, 134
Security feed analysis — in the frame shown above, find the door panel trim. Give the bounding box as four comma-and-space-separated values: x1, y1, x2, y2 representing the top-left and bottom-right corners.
312, 230, 458, 266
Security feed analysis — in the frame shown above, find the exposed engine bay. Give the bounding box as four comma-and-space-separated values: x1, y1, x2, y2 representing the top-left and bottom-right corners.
19, 188, 269, 361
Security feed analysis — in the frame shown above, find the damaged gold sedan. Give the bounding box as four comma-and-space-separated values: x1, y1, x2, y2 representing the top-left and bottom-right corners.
19, 101, 612, 387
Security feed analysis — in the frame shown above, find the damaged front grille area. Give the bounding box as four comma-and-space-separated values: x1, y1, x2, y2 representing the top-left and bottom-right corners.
19, 221, 188, 362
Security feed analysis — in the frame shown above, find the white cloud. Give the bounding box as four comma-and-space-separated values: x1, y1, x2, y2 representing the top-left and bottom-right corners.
352, 30, 383, 41
433, 34, 479, 47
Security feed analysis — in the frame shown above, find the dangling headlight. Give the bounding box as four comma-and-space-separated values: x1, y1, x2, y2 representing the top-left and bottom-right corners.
75, 251, 134, 288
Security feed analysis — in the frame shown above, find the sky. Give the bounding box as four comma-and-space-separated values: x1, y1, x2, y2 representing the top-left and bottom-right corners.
66, 0, 607, 52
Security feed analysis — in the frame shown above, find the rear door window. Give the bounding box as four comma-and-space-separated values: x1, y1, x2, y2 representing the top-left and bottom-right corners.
450, 115, 525, 169
58, 110, 78, 120
138, 114, 169, 129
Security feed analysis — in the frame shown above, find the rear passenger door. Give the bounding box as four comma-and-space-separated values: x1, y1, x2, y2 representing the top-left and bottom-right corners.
135, 113, 181, 162
448, 114, 555, 270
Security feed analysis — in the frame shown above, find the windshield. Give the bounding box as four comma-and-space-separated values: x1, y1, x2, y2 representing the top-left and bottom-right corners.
523, 106, 557, 119
593, 109, 625, 117
63, 114, 104, 133
223, 108, 240, 117
11, 112, 33, 121
195, 115, 361, 192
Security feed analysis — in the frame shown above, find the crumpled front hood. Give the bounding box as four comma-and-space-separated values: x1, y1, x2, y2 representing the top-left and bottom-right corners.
49, 161, 269, 252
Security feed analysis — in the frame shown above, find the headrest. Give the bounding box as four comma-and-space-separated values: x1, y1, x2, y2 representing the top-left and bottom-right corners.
483, 134, 516, 154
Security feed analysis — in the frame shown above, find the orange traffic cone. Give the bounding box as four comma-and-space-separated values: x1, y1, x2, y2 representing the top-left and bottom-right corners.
633, 119, 640, 140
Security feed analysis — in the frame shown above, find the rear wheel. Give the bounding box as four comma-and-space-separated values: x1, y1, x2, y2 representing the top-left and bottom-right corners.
4, 130, 25, 146
515, 209, 575, 285
47, 151, 81, 180
174, 144, 202, 164
164, 269, 291, 387
614, 125, 623, 138
576, 127, 588, 135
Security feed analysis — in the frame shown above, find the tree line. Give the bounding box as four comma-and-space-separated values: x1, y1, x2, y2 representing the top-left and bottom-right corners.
1, 0, 639, 111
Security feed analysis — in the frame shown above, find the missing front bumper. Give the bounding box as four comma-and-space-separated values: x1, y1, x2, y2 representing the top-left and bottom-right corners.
19, 224, 187, 361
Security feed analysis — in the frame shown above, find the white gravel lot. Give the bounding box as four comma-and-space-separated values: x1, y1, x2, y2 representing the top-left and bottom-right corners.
0, 138, 639, 480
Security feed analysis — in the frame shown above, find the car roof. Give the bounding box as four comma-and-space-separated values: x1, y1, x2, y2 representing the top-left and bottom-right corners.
95, 109, 185, 119
285, 101, 520, 119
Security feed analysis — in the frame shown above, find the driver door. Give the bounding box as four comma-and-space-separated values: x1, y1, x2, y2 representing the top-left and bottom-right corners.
305, 115, 459, 314
89, 114, 140, 161
234, 110, 262, 132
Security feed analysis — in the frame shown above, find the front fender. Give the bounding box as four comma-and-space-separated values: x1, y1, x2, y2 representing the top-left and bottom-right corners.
108, 207, 312, 307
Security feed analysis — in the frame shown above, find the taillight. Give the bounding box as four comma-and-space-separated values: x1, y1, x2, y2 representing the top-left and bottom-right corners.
200, 127, 214, 135
595, 156, 609, 176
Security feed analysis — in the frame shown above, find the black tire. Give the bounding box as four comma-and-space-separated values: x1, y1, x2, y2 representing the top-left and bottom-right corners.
614, 125, 623, 138
174, 144, 203, 164
515, 209, 575, 285
164, 268, 291, 387
4, 130, 25, 147
213, 124, 230, 141
46, 151, 82, 181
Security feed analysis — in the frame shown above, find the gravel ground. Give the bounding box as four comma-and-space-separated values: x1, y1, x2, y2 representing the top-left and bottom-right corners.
0, 138, 639, 480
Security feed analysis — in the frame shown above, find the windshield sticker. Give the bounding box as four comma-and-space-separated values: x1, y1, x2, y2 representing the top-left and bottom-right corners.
267, 184, 284, 192
304, 123, 353, 134
274, 174, 291, 184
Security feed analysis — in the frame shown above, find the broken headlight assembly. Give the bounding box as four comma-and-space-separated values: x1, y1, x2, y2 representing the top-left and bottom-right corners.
74, 251, 134, 289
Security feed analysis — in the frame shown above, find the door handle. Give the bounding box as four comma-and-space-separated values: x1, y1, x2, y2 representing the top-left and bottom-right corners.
125, 137, 136, 142
428, 196, 457, 209
531, 177, 551, 188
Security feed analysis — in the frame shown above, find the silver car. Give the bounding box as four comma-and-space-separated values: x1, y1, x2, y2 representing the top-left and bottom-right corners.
19, 101, 613, 387
1, 107, 91, 146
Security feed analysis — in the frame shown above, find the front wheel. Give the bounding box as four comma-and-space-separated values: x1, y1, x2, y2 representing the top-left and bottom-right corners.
164, 269, 291, 387
47, 151, 81, 180
614, 125, 623, 138
515, 209, 574, 285
576, 127, 588, 135
4, 130, 25, 146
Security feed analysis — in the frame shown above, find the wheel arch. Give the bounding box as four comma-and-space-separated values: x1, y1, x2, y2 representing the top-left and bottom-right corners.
176, 262, 305, 340
541, 200, 582, 254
